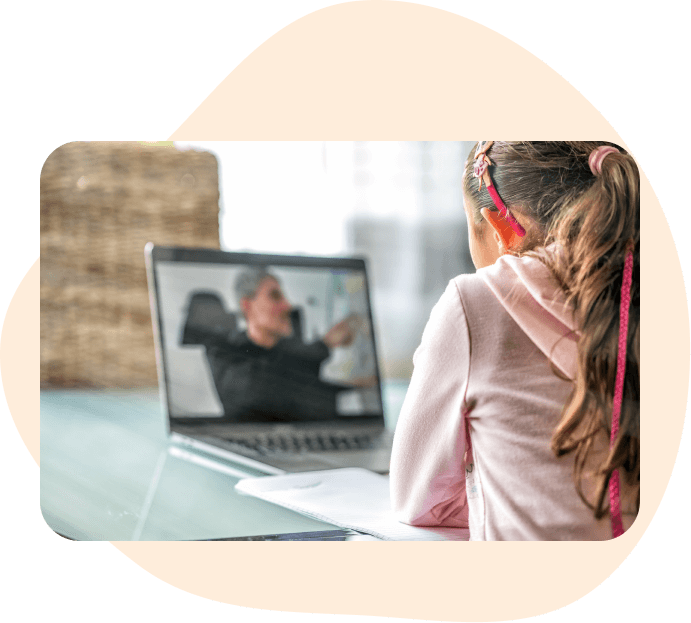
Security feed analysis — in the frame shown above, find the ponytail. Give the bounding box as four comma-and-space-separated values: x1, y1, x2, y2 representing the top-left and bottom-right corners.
547, 146, 640, 518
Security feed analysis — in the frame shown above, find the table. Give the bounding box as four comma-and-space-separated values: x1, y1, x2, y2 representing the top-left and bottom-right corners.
40, 383, 408, 541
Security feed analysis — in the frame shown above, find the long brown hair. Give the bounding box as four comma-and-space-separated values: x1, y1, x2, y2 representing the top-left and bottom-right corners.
462, 141, 640, 519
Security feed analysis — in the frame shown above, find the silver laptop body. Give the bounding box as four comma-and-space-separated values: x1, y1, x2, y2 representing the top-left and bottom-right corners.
145, 244, 393, 475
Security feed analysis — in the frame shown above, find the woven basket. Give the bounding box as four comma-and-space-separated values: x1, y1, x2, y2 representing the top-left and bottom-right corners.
40, 142, 220, 388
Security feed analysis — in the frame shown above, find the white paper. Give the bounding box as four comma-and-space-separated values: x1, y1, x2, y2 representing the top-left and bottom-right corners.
235, 468, 469, 541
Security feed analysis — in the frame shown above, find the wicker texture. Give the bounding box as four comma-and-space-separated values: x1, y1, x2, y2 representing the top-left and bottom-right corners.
40, 142, 220, 388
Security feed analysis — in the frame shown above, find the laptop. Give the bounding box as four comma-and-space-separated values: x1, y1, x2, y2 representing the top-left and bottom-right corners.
145, 243, 394, 475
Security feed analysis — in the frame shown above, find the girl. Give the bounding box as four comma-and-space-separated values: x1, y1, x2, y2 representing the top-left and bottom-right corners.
389, 142, 639, 540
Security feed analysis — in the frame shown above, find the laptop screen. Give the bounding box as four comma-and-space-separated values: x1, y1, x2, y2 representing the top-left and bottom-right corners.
147, 246, 385, 429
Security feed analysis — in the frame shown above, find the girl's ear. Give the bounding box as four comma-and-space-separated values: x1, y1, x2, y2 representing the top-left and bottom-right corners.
481, 207, 522, 252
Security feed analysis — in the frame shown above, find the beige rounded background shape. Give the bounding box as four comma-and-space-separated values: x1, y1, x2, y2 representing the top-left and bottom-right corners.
7, 2, 686, 621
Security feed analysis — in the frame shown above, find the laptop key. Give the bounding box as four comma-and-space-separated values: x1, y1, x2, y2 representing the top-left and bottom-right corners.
223, 430, 385, 455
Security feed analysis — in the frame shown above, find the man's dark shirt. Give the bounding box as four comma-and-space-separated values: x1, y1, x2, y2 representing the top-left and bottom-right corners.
203, 332, 347, 422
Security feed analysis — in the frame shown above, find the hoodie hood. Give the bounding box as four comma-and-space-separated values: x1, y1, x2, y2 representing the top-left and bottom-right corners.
477, 252, 578, 380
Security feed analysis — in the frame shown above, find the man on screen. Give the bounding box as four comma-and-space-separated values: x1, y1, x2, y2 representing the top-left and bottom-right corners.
235, 267, 354, 352
204, 267, 358, 422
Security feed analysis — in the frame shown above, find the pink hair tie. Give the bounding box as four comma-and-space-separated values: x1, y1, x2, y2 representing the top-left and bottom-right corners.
589, 146, 620, 175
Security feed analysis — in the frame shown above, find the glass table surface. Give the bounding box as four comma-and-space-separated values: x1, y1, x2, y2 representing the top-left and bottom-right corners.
40, 383, 408, 541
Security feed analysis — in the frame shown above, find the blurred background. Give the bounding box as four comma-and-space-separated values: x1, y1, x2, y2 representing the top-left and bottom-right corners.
40, 141, 476, 389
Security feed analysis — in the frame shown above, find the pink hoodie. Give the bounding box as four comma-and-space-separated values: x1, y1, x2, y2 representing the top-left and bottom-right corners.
389, 252, 634, 540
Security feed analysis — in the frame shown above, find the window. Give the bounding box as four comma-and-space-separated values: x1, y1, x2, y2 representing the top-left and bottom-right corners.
175, 141, 476, 379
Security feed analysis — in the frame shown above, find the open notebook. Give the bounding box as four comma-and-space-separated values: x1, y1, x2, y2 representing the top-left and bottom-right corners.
235, 468, 470, 541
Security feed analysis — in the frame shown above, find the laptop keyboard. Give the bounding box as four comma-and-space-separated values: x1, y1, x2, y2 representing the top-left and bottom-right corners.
225, 432, 381, 455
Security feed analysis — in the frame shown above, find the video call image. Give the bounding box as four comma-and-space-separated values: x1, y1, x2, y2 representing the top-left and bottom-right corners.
155, 261, 383, 422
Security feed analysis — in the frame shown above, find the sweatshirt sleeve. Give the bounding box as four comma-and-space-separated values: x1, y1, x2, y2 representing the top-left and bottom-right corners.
389, 279, 470, 528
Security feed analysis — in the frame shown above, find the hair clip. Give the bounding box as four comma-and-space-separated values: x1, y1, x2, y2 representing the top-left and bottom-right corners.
474, 141, 494, 189
473, 141, 526, 238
